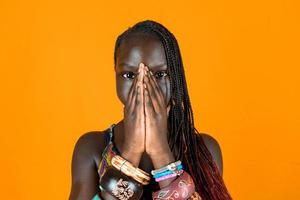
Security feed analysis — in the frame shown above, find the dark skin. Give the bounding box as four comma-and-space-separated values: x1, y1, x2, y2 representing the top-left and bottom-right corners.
69, 35, 223, 200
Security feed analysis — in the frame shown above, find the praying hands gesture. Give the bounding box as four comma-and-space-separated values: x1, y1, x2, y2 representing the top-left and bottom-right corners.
122, 62, 175, 188
143, 64, 174, 160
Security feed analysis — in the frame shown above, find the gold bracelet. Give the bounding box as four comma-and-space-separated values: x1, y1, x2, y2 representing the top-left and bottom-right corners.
111, 155, 150, 185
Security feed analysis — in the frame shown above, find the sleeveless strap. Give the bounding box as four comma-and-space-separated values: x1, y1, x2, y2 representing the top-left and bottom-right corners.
99, 123, 116, 160
97, 124, 118, 182
103, 124, 115, 146
106, 123, 120, 154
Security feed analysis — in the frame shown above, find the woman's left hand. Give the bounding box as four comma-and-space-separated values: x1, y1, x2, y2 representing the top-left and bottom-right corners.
142, 64, 175, 165
142, 63, 176, 188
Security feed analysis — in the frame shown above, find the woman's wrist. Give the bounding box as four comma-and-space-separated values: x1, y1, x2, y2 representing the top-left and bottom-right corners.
120, 147, 143, 167
149, 143, 175, 167
149, 145, 176, 188
146, 135, 172, 157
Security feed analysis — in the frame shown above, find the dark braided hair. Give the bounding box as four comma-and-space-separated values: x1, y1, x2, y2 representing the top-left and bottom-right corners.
113, 20, 232, 200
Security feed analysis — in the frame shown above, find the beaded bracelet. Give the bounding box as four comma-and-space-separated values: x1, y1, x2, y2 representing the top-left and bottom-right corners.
153, 164, 183, 179
155, 169, 184, 182
111, 155, 150, 185
151, 160, 182, 176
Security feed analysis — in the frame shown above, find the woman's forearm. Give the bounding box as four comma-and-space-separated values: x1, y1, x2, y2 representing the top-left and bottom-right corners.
149, 146, 177, 188
120, 149, 143, 167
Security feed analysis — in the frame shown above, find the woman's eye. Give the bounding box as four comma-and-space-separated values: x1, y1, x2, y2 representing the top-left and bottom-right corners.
122, 72, 136, 79
154, 71, 168, 79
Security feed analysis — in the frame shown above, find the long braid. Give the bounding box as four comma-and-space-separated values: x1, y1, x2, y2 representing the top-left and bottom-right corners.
113, 20, 232, 200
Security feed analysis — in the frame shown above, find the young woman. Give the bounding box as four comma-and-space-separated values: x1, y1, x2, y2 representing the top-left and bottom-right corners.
69, 20, 232, 200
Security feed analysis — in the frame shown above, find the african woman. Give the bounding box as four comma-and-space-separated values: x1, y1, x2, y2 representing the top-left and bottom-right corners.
69, 20, 232, 200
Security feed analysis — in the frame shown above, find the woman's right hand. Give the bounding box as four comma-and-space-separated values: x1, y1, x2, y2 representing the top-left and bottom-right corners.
121, 63, 145, 167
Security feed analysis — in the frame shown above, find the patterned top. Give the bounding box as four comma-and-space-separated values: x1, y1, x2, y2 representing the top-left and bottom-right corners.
91, 124, 201, 200
97, 124, 120, 181
92, 124, 118, 200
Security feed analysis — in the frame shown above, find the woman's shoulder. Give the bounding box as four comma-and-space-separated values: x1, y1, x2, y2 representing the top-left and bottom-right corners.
70, 130, 110, 199
197, 132, 223, 176
72, 129, 109, 166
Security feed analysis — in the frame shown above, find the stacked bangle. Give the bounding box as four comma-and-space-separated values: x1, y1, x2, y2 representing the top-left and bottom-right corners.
155, 169, 184, 182
153, 165, 183, 178
151, 160, 182, 175
151, 160, 183, 182
111, 155, 151, 185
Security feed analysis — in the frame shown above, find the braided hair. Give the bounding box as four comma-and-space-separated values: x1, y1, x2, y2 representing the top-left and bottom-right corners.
113, 20, 232, 200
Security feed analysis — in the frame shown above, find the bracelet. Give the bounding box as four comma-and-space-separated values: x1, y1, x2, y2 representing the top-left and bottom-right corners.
152, 171, 195, 200
153, 165, 183, 178
100, 166, 143, 200
111, 155, 150, 185
151, 160, 182, 175
155, 169, 184, 182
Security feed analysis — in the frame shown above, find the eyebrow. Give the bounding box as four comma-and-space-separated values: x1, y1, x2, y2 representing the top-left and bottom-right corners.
118, 63, 136, 69
118, 62, 167, 69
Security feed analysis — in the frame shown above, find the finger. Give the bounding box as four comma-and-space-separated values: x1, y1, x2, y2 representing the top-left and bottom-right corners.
147, 68, 165, 102
133, 81, 144, 115
149, 71, 167, 109
126, 73, 138, 108
136, 63, 144, 83
128, 81, 139, 113
144, 83, 155, 116
144, 68, 162, 111
144, 65, 164, 101
127, 66, 141, 113
144, 76, 161, 113
133, 64, 145, 114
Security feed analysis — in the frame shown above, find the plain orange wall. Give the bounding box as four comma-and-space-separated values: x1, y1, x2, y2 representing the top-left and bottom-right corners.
1, 0, 299, 199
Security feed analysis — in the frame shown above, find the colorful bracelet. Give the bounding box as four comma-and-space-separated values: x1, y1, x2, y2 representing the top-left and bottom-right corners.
111, 155, 150, 185
153, 164, 183, 178
151, 160, 182, 175
155, 169, 184, 182
152, 171, 195, 200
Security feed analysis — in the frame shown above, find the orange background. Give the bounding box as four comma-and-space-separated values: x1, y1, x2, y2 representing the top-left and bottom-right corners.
1, 0, 299, 199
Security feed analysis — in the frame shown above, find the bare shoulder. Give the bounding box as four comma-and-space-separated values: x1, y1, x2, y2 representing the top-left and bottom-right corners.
73, 131, 107, 163
69, 130, 107, 200
197, 133, 223, 176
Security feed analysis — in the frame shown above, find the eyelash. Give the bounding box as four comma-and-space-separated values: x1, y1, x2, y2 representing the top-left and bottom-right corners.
121, 71, 168, 80
122, 72, 136, 79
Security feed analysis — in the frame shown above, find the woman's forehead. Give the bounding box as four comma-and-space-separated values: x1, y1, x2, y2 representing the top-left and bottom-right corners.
116, 37, 167, 70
